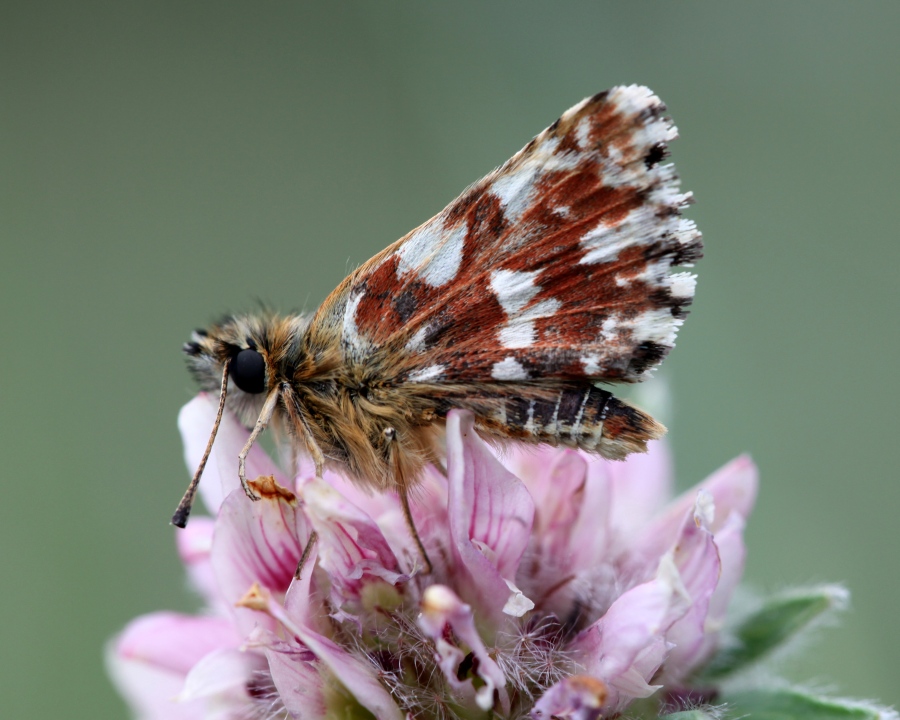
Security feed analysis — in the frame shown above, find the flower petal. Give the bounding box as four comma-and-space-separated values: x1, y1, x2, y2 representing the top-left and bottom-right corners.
265, 642, 326, 720
691, 510, 747, 670
446, 410, 535, 625
178, 394, 283, 516
179, 647, 266, 720
257, 567, 330, 716
532, 675, 608, 720
296, 629, 403, 720
107, 649, 205, 720
527, 450, 596, 564
301, 478, 405, 621
625, 455, 757, 581
211, 477, 311, 634
569, 555, 691, 711
597, 439, 674, 541
174, 516, 226, 613
246, 585, 404, 720
660, 491, 722, 681
419, 584, 511, 714
518, 449, 617, 618
108, 612, 243, 720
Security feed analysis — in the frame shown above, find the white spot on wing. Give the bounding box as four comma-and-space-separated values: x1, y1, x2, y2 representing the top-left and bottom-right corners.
397, 221, 466, 287
498, 299, 562, 349
490, 269, 540, 315
600, 315, 619, 340
578, 219, 632, 265
575, 117, 591, 149
491, 357, 528, 381
498, 322, 535, 349
491, 269, 562, 349
668, 272, 696, 299
342, 291, 366, 352
581, 355, 601, 375
488, 127, 583, 223
405, 325, 431, 352
631, 308, 683, 348
491, 168, 538, 223
407, 364, 444, 383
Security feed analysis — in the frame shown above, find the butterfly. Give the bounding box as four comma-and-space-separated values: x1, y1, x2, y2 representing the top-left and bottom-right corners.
173, 85, 702, 569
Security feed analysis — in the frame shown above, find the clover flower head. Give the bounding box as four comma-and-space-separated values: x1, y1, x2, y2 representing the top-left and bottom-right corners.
109, 394, 889, 720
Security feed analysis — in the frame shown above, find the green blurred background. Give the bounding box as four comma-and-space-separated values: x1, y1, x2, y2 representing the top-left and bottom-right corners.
2, 2, 898, 716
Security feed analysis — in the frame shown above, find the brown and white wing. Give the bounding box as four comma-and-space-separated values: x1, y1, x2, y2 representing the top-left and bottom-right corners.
311, 86, 702, 456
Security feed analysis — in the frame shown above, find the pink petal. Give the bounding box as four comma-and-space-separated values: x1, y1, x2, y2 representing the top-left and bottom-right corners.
178, 394, 283, 516
175, 517, 226, 613
516, 442, 674, 618
265, 642, 326, 720
395, 466, 452, 572
179, 648, 266, 718
282, 541, 327, 633
660, 492, 722, 681
301, 478, 405, 620
313, 463, 452, 576
569, 557, 690, 711
525, 450, 592, 559
419, 584, 511, 714
689, 510, 747, 669
600, 439, 674, 540
211, 479, 311, 634
625, 455, 757, 581
706, 511, 746, 627
113, 612, 242, 675
618, 636, 669, 697
243, 577, 329, 719
532, 675, 608, 720
107, 648, 205, 720
568, 455, 614, 564
295, 629, 402, 720
518, 450, 616, 617
108, 612, 242, 720
446, 410, 535, 625
255, 588, 404, 720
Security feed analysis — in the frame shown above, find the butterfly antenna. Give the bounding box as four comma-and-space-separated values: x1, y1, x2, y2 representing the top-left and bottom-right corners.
172, 358, 231, 528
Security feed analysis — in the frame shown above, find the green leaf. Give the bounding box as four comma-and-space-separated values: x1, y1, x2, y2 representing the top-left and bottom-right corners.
699, 585, 847, 679
722, 688, 896, 720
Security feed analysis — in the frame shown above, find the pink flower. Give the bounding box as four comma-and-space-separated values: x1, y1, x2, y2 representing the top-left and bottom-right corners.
108, 394, 757, 719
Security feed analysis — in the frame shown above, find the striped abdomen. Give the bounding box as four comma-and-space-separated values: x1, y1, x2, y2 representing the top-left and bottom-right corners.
466, 383, 665, 460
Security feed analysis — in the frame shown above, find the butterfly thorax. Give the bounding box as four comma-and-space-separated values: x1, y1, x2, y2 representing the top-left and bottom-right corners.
184, 312, 444, 490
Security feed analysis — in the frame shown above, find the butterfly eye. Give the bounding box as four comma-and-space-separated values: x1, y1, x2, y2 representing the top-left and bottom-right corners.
231, 348, 266, 394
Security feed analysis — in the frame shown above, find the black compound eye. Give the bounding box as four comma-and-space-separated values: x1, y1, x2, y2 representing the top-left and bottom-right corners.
230, 348, 266, 394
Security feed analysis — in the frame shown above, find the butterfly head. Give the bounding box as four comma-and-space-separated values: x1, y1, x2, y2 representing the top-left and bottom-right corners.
182, 312, 308, 428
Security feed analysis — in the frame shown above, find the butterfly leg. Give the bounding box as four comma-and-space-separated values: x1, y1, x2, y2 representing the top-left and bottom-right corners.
381, 425, 434, 574
399, 487, 433, 575
300, 423, 327, 478
294, 530, 319, 580
237, 386, 282, 500
280, 383, 327, 477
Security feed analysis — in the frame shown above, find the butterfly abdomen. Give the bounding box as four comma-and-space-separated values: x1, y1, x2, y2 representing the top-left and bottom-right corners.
466, 383, 664, 460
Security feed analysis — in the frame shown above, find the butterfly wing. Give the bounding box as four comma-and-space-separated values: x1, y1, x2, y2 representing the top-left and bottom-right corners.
311, 85, 701, 458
